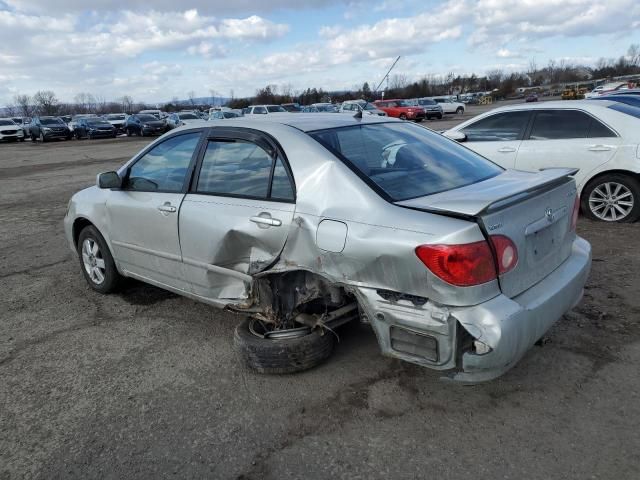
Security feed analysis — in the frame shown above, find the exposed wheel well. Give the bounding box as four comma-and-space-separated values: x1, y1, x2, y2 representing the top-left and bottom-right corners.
72, 217, 94, 249
246, 270, 358, 327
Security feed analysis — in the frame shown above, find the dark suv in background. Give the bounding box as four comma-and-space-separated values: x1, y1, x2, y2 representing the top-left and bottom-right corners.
29, 117, 72, 142
74, 118, 116, 139
124, 114, 168, 136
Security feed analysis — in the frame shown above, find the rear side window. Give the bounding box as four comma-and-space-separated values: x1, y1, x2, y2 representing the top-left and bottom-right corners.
196, 140, 295, 201
462, 111, 530, 142
529, 110, 591, 140
310, 122, 502, 201
127, 132, 201, 192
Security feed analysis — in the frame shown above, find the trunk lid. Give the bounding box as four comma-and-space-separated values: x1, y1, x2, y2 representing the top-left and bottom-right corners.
396, 168, 578, 298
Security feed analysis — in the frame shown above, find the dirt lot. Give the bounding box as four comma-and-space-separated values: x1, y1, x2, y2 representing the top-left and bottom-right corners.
2, 107, 640, 479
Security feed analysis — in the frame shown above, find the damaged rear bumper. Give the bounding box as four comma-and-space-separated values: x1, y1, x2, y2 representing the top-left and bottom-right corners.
356, 236, 591, 382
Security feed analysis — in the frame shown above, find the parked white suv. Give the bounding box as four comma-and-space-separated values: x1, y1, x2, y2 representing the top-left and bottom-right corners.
431, 97, 465, 114
444, 100, 640, 222
0, 118, 25, 142
244, 105, 287, 115
338, 100, 387, 116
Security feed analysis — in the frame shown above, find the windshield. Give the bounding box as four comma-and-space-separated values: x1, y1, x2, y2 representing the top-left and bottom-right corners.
106, 115, 125, 120
267, 106, 287, 113
608, 103, 640, 119
223, 112, 239, 118
0, 120, 16, 126
363, 104, 379, 111
87, 120, 110, 126
138, 114, 158, 122
418, 99, 436, 106
397, 100, 413, 107
178, 113, 199, 120
41, 118, 64, 126
310, 123, 502, 201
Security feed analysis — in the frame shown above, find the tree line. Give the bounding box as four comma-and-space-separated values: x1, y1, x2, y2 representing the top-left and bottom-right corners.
4, 44, 639, 117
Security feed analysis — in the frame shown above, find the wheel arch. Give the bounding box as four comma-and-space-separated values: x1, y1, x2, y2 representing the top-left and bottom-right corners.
580, 169, 640, 199
72, 217, 96, 249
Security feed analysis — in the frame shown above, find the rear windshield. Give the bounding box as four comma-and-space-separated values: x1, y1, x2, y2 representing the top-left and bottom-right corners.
137, 115, 158, 122
608, 103, 640, 119
310, 123, 502, 201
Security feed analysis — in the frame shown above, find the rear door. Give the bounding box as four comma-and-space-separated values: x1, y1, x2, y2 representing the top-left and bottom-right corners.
515, 109, 620, 188
179, 128, 296, 301
106, 131, 203, 291
459, 110, 531, 168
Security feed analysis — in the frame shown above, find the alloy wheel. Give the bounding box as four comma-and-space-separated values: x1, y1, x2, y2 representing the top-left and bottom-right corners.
81, 238, 106, 284
588, 181, 634, 222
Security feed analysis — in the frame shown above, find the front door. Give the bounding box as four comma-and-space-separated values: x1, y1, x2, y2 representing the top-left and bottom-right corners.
459, 110, 531, 169
106, 131, 202, 291
178, 131, 296, 302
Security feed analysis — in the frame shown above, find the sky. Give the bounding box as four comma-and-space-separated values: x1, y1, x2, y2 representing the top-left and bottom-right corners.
1, 0, 639, 106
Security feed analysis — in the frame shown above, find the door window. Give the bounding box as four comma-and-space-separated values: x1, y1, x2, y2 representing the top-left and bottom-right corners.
461, 111, 530, 142
126, 132, 201, 192
588, 118, 617, 138
196, 140, 294, 201
529, 110, 591, 140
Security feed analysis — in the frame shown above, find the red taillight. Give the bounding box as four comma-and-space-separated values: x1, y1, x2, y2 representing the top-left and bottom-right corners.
570, 195, 580, 231
490, 235, 518, 274
415, 242, 497, 287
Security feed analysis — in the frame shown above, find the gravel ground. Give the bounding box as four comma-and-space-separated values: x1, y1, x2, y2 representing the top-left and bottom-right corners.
1, 108, 639, 479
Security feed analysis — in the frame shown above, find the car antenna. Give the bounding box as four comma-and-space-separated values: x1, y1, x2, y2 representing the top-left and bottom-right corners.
354, 55, 401, 119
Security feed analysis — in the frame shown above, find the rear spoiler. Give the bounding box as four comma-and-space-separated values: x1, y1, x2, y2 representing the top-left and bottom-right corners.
395, 168, 579, 217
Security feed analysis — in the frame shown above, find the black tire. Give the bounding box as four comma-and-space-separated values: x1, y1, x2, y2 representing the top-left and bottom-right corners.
399, 114, 407, 120
437, 113, 443, 119
77, 225, 122, 293
31, 133, 36, 141
234, 317, 335, 374
19, 138, 25, 142
39, 132, 46, 142
456, 107, 464, 114
581, 173, 640, 223
126, 128, 132, 137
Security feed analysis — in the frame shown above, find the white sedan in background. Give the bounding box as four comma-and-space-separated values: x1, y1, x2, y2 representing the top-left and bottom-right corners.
444, 100, 640, 222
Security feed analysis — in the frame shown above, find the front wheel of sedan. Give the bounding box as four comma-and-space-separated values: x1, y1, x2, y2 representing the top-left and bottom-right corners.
39, 132, 45, 142
77, 225, 122, 293
234, 317, 335, 374
456, 107, 464, 114
399, 114, 407, 120
582, 174, 640, 223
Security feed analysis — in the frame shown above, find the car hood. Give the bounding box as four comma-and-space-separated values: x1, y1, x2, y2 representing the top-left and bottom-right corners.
395, 168, 577, 216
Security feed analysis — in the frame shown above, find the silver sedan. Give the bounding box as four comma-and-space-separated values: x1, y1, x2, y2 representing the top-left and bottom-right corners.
64, 113, 591, 382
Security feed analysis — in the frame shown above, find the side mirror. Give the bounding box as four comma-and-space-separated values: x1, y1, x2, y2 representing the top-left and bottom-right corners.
97, 171, 122, 189
444, 130, 467, 142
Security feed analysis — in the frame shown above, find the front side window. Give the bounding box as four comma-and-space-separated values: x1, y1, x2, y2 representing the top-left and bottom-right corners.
267, 106, 286, 113
127, 132, 201, 192
253, 107, 267, 114
462, 111, 530, 142
529, 110, 592, 140
310, 122, 502, 201
196, 140, 294, 200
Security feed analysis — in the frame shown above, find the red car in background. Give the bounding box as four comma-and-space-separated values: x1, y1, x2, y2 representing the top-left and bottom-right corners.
373, 99, 425, 121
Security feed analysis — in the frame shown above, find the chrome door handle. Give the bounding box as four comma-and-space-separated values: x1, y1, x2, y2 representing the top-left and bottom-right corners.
250, 215, 282, 227
588, 145, 612, 152
157, 203, 177, 213
497, 147, 516, 153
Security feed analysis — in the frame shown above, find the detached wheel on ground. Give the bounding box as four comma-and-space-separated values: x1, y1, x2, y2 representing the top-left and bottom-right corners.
77, 225, 122, 293
581, 173, 640, 223
234, 317, 335, 374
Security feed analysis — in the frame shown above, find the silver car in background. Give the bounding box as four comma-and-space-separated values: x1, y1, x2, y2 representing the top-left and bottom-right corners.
64, 114, 591, 382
